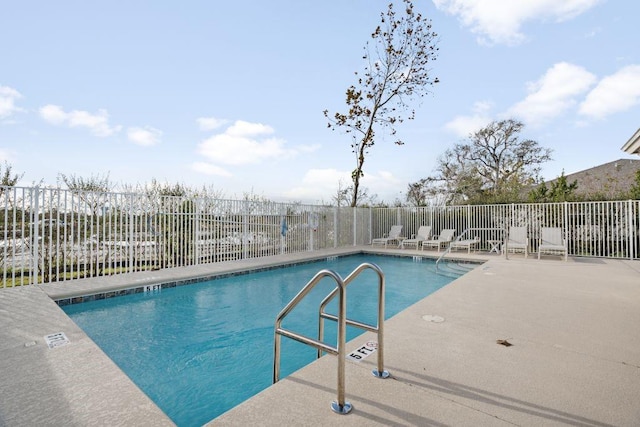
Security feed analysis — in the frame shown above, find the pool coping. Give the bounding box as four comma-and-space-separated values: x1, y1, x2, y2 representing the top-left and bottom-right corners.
3, 247, 640, 426
40, 246, 483, 303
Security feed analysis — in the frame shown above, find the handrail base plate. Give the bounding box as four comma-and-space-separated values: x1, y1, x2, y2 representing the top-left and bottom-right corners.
372, 369, 390, 379
331, 401, 353, 415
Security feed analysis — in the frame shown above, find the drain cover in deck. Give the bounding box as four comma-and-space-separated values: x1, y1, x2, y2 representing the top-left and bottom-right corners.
422, 315, 445, 323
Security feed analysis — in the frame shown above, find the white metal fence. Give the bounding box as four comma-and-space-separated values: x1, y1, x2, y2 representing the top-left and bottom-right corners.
0, 186, 638, 287
372, 201, 639, 259
0, 187, 371, 287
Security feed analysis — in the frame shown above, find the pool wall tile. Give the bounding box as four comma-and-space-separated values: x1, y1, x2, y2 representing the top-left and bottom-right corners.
54, 253, 480, 307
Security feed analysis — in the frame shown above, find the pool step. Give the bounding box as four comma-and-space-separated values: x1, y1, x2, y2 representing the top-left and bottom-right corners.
425, 260, 477, 278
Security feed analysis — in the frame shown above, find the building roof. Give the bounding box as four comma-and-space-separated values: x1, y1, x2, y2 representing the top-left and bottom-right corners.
622, 128, 640, 155
545, 158, 640, 198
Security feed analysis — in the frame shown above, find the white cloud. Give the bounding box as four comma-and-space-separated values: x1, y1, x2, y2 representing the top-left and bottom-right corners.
579, 65, 640, 119
284, 168, 402, 203
361, 170, 403, 198
197, 117, 228, 131
507, 62, 596, 125
432, 0, 602, 45
226, 120, 274, 137
127, 126, 162, 146
191, 161, 233, 177
284, 168, 350, 201
39, 104, 121, 137
197, 120, 295, 166
444, 101, 493, 136
39, 104, 67, 124
0, 86, 24, 119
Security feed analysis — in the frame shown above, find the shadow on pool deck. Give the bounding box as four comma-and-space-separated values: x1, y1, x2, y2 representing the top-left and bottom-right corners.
1, 247, 639, 426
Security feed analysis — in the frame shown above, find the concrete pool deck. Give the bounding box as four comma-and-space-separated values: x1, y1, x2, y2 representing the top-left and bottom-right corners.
1, 247, 639, 426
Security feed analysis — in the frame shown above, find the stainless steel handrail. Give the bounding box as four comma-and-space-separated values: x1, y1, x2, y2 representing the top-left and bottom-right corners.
273, 262, 389, 415
317, 262, 389, 380
435, 228, 472, 270
435, 227, 504, 270
273, 269, 352, 414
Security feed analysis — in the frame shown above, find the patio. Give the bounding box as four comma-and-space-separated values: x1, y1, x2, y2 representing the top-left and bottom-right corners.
1, 247, 639, 426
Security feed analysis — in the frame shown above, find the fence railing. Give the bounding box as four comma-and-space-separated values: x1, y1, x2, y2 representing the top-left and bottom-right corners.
372, 201, 639, 259
0, 186, 637, 288
0, 187, 371, 287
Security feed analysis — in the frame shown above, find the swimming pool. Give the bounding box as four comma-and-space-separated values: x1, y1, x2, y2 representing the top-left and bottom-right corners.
62, 254, 473, 426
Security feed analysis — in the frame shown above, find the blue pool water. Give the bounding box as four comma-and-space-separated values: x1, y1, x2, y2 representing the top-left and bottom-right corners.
63, 254, 470, 426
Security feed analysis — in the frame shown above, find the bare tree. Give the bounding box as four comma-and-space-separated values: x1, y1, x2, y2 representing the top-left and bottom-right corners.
57, 172, 114, 216
332, 180, 351, 207
423, 119, 552, 204
324, 0, 439, 207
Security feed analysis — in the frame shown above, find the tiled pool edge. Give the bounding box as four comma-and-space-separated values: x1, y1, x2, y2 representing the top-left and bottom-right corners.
52, 252, 366, 306
40, 247, 364, 301
44, 246, 488, 306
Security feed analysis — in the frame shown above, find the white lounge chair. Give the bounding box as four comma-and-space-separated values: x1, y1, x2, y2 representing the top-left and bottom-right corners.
538, 227, 568, 261
450, 236, 481, 253
401, 226, 432, 249
421, 228, 455, 252
372, 225, 403, 248
504, 226, 528, 258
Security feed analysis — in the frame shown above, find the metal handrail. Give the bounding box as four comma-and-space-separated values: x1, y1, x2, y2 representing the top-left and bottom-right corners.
316, 262, 389, 380
435, 227, 504, 270
435, 245, 452, 271
273, 262, 389, 415
273, 268, 352, 414
435, 230, 469, 271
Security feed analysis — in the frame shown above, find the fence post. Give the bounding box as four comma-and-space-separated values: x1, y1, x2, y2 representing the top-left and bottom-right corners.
243, 200, 249, 259
194, 198, 201, 265
628, 200, 633, 260
30, 187, 40, 285
367, 207, 372, 245
563, 201, 569, 255
353, 208, 357, 246
333, 207, 338, 248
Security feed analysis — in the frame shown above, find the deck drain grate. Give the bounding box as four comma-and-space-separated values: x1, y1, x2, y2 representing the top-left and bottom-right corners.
422, 314, 445, 323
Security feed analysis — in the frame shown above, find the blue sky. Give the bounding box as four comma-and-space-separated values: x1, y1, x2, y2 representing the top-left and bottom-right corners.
1, 0, 639, 203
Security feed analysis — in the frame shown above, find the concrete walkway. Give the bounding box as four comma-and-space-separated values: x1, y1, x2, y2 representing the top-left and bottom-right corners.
211, 255, 640, 426
1, 248, 639, 426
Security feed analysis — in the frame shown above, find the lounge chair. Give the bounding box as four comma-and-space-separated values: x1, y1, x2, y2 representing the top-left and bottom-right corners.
538, 227, 568, 261
450, 236, 481, 253
372, 225, 403, 248
421, 228, 455, 252
400, 226, 432, 249
504, 226, 528, 258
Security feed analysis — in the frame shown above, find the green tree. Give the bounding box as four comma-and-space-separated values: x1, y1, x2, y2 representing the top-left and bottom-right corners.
419, 119, 552, 204
528, 171, 578, 202
0, 161, 23, 188
324, 0, 439, 207
629, 169, 640, 200
405, 180, 429, 206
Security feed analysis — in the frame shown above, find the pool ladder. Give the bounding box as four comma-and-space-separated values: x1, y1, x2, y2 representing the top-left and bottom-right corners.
273, 262, 390, 415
